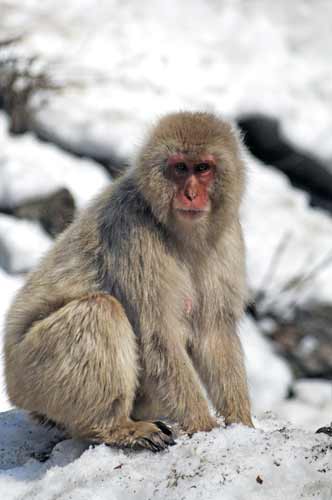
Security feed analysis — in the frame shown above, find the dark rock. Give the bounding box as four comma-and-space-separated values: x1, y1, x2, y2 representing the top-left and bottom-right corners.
0, 409, 66, 470
237, 114, 332, 212
270, 304, 332, 378
316, 426, 332, 437
13, 187, 76, 237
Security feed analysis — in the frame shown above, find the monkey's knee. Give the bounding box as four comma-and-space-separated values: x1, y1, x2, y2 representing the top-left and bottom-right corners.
5, 293, 139, 433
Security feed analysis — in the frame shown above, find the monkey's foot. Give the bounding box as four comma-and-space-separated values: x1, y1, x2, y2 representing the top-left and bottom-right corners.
132, 421, 176, 452
101, 420, 176, 452
224, 413, 254, 428
182, 415, 219, 436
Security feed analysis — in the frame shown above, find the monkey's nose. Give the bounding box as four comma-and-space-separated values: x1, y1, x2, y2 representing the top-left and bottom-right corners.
185, 189, 197, 201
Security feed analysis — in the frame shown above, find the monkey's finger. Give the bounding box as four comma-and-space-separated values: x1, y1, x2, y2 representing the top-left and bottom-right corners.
153, 420, 173, 437
149, 432, 177, 449
134, 437, 164, 452
158, 432, 176, 447
153, 421, 176, 444
134, 428, 175, 451
144, 437, 166, 452
151, 432, 173, 449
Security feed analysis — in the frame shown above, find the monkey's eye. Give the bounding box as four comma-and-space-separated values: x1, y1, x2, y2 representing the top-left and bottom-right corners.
195, 163, 211, 173
174, 162, 188, 174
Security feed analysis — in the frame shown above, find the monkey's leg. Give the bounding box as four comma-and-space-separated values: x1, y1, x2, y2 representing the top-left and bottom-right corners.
5, 294, 174, 451
191, 328, 253, 427
134, 336, 217, 435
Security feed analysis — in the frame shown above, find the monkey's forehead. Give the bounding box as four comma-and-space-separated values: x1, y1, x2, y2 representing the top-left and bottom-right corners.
147, 137, 236, 163
148, 112, 237, 153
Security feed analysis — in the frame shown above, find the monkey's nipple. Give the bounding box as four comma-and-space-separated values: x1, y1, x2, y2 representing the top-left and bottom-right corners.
184, 298, 193, 315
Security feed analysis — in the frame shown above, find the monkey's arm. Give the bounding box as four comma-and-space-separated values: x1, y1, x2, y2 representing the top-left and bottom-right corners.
192, 323, 253, 427
195, 222, 253, 427
141, 328, 217, 434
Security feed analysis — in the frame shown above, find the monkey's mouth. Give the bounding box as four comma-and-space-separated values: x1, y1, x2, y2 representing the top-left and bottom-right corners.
175, 208, 207, 220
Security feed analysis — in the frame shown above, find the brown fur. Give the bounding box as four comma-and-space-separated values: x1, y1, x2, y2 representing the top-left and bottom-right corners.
4, 111, 253, 452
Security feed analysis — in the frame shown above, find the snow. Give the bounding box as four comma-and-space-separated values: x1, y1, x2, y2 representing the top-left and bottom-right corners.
0, 114, 110, 210
0, 411, 331, 500
243, 156, 332, 308
277, 379, 332, 432
2, 0, 332, 161
240, 316, 292, 415
294, 379, 332, 408
0, 0, 332, 498
0, 214, 52, 274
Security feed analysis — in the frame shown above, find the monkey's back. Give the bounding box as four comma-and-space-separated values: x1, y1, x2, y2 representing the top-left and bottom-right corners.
4, 176, 167, 347
4, 199, 101, 348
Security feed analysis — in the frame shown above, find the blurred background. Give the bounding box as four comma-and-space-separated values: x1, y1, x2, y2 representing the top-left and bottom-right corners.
0, 0, 332, 430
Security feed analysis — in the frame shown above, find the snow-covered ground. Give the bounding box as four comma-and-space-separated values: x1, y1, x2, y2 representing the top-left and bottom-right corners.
0, 410, 331, 500
0, 0, 332, 498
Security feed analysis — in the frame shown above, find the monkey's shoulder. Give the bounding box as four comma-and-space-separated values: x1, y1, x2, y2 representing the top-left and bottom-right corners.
91, 177, 166, 250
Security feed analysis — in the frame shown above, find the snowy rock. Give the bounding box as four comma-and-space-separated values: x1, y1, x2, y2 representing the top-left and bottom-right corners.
0, 214, 52, 274
0, 113, 111, 210
237, 114, 332, 212
0, 410, 66, 470
269, 304, 332, 378
14, 187, 76, 238
0, 411, 331, 499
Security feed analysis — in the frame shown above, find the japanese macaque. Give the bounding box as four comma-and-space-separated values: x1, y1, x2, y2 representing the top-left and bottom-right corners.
4, 111, 253, 452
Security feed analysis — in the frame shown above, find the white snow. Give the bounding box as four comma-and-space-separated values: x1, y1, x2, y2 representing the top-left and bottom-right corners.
240, 316, 292, 415
294, 379, 332, 408
0, 214, 52, 274
277, 379, 332, 431
0, 0, 331, 498
243, 156, 332, 309
2, 0, 332, 160
0, 411, 331, 500
0, 114, 110, 210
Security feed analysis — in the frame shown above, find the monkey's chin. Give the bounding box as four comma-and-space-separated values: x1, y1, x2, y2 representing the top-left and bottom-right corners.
174, 209, 208, 222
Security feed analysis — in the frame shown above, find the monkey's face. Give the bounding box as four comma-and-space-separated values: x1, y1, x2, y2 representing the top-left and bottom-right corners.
137, 112, 245, 231
166, 153, 216, 223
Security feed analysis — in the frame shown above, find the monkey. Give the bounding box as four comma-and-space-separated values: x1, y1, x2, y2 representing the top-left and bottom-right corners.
4, 111, 253, 453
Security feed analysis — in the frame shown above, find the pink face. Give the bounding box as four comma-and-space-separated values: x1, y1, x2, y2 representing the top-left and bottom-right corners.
167, 153, 216, 221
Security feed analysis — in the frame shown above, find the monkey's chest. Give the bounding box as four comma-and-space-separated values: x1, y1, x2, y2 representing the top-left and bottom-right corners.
182, 273, 223, 332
